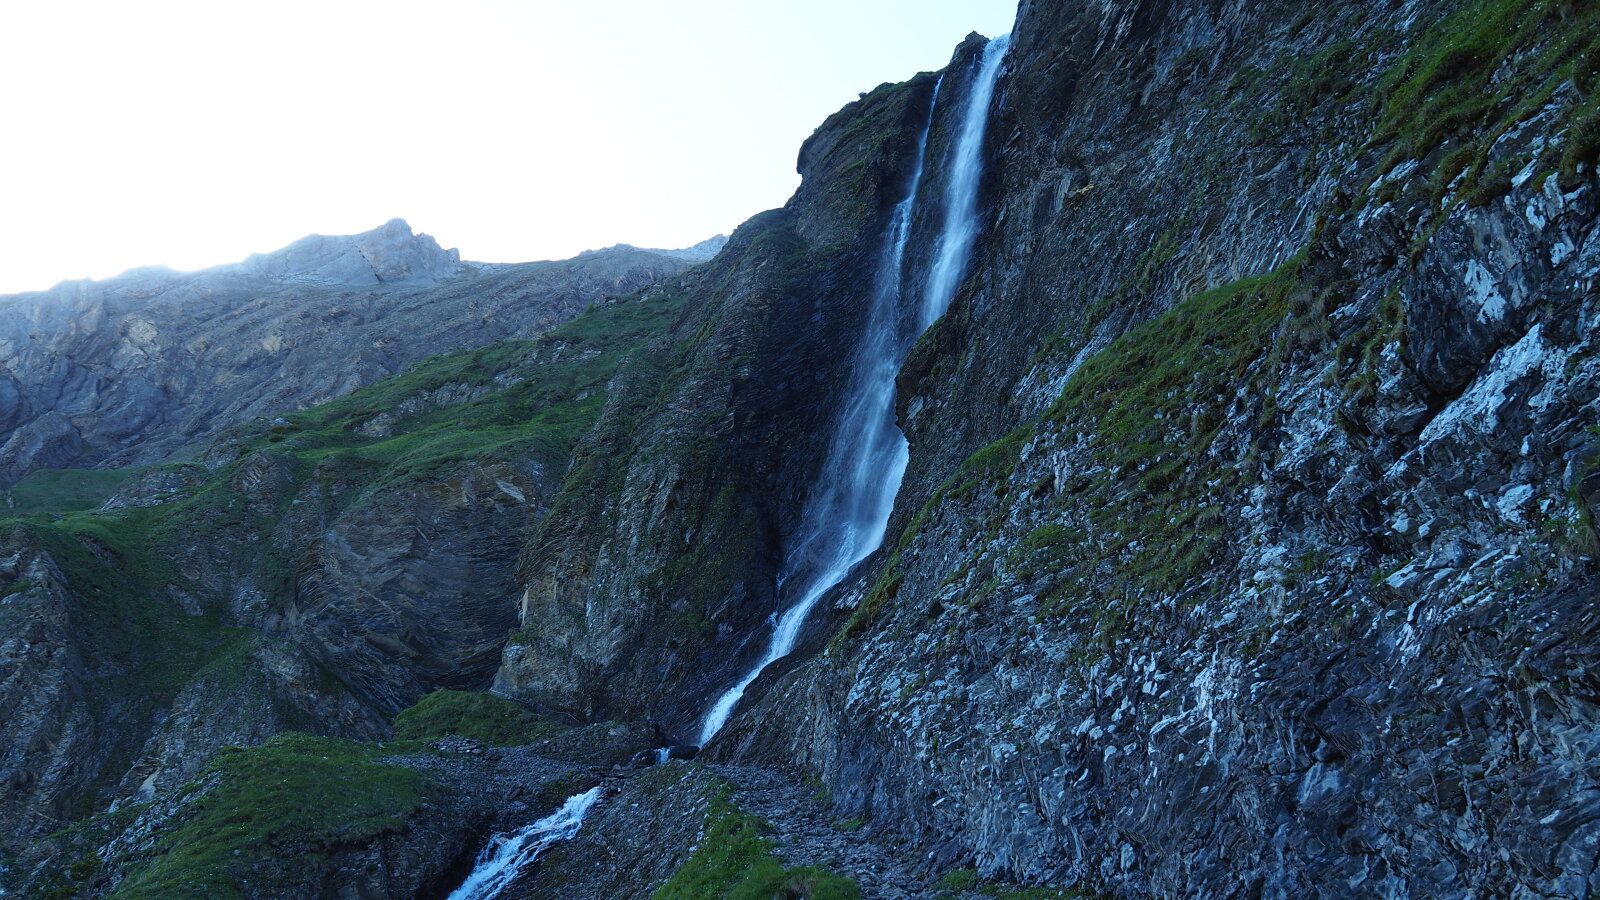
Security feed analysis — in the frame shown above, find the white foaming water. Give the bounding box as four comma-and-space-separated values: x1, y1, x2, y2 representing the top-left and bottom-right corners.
446, 786, 602, 900
696, 35, 1011, 748
921, 33, 1010, 328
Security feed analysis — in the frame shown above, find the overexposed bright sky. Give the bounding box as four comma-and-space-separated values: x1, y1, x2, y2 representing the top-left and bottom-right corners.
0, 0, 1017, 294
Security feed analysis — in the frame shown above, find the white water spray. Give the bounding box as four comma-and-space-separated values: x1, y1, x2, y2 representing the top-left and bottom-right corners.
696, 35, 1010, 747
445, 786, 602, 900
922, 34, 1011, 328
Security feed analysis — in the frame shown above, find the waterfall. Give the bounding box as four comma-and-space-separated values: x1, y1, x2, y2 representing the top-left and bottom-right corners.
922, 34, 1011, 327
445, 786, 602, 900
696, 34, 1011, 748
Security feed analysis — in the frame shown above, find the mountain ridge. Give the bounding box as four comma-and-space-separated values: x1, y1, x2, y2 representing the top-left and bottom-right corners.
0, 221, 719, 485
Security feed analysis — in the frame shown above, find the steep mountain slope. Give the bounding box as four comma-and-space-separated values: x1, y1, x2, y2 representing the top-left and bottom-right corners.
0, 280, 695, 855
495, 70, 950, 737
0, 219, 699, 484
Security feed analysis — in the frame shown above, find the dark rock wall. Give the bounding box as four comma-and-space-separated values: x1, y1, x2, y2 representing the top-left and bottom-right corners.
710, 1, 1600, 897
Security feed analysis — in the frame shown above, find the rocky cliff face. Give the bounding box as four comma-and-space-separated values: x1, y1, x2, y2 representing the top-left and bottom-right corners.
476, 0, 1600, 896
0, 219, 696, 485
494, 72, 950, 738
706, 1, 1600, 898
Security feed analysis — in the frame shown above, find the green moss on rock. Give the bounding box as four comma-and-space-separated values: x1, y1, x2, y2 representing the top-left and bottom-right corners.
651, 786, 859, 900
393, 689, 568, 746
109, 734, 439, 900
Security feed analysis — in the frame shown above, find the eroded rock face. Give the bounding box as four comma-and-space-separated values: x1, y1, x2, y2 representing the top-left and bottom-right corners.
284, 459, 546, 709
704, 1, 1600, 898
0, 533, 100, 849
0, 219, 696, 484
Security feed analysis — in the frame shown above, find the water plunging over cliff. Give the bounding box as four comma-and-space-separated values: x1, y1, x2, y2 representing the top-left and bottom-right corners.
921, 35, 1010, 328
445, 786, 602, 900
696, 35, 1011, 747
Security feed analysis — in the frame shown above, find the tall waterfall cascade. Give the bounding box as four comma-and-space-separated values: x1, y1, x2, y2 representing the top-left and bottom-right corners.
445, 36, 1011, 899
696, 33, 1012, 747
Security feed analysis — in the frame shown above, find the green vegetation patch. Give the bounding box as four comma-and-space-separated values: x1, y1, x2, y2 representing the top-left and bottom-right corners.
1, 467, 135, 514
393, 689, 569, 746
241, 289, 690, 495
1007, 257, 1306, 626
1047, 258, 1297, 450
18, 514, 237, 708
937, 869, 981, 891
1239, 0, 1600, 216
1373, 0, 1600, 166
933, 867, 1095, 899
109, 733, 439, 900
652, 786, 859, 900
1358, 0, 1600, 211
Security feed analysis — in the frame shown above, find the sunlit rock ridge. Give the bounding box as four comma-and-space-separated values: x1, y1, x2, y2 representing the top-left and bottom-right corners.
230, 217, 464, 286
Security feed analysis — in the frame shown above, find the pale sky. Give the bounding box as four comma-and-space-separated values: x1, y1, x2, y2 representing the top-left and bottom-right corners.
0, 0, 1018, 295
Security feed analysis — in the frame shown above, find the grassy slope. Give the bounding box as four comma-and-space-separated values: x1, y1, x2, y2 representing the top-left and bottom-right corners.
26, 689, 574, 900
236, 285, 690, 492
108, 734, 439, 900
393, 689, 569, 745
1, 468, 134, 514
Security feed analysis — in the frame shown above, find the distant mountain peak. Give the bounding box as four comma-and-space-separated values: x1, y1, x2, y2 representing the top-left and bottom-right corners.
234, 218, 464, 287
